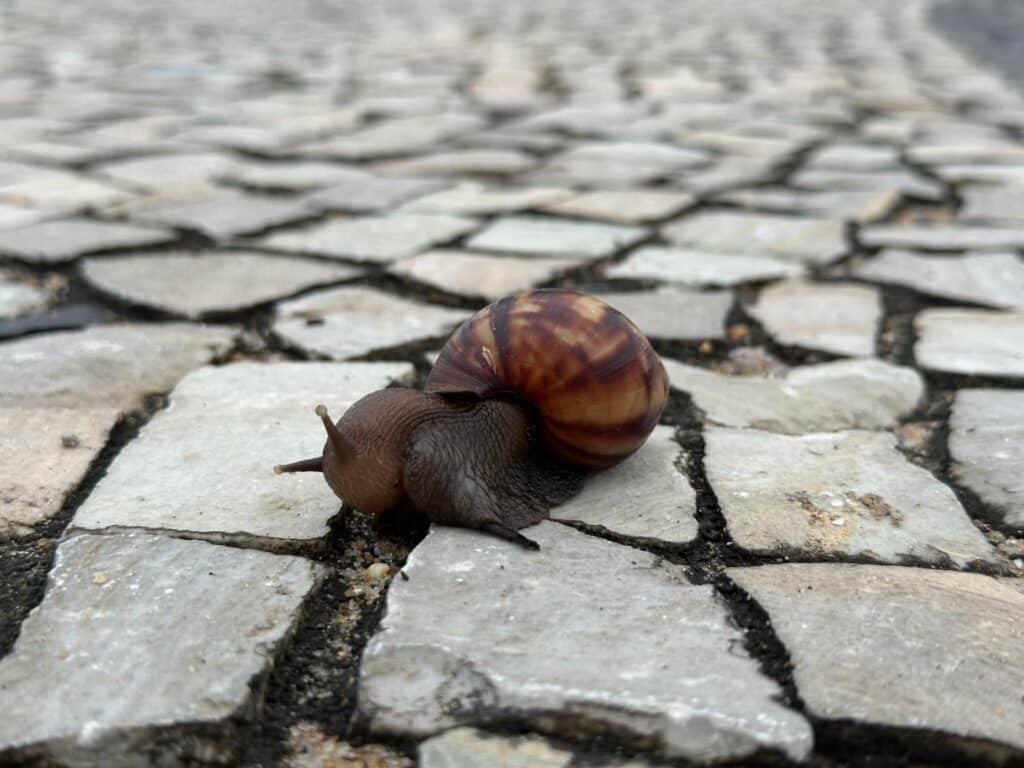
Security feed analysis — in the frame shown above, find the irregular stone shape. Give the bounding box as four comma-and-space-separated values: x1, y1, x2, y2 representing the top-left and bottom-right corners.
274, 286, 468, 360
525, 158, 665, 188
302, 175, 448, 214
0, 271, 49, 317
80, 251, 361, 318
557, 141, 709, 168
851, 250, 1024, 310
662, 212, 846, 265
805, 143, 901, 171
706, 428, 997, 566
94, 152, 238, 191
959, 185, 1024, 225
373, 149, 537, 177
789, 169, 944, 201
0, 218, 174, 263
298, 113, 484, 159
551, 426, 697, 544
261, 213, 479, 264
606, 246, 804, 286
118, 187, 313, 240
860, 225, 1024, 251
949, 389, 1024, 528
676, 157, 779, 195
72, 362, 412, 542
594, 287, 732, 341
359, 522, 812, 762
390, 250, 578, 301
679, 131, 799, 160
419, 729, 572, 768
543, 189, 696, 224
467, 215, 647, 260
933, 165, 1024, 186
728, 563, 1024, 753
662, 358, 924, 434
0, 160, 131, 211
0, 324, 234, 536
915, 309, 1024, 378
0, 202, 52, 230
0, 532, 322, 764
402, 181, 573, 215
747, 281, 881, 357
220, 160, 369, 191
717, 187, 899, 223
908, 143, 1024, 165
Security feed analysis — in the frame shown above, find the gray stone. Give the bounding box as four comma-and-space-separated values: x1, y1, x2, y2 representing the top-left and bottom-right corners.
543, 189, 696, 224
261, 213, 478, 264
728, 563, 1024, 752
72, 362, 412, 543
402, 182, 573, 215
0, 270, 50, 318
390, 250, 578, 301
606, 245, 804, 286
551, 426, 697, 544
220, 160, 370, 191
525, 158, 667, 188
80, 251, 362, 318
959, 185, 1024, 225
274, 286, 468, 360
662, 212, 847, 265
851, 250, 1024, 309
0, 160, 132, 211
915, 309, 1024, 378
358, 522, 812, 762
676, 157, 779, 195
557, 141, 710, 169
679, 131, 799, 160
716, 187, 899, 223
0, 218, 174, 264
805, 143, 901, 171
707, 428, 997, 565
373, 149, 537, 177
298, 113, 484, 159
0, 532, 322, 764
949, 389, 1024, 528
467, 215, 647, 260
419, 729, 572, 768
94, 152, 238, 191
0, 324, 234, 535
115, 186, 313, 240
789, 169, 944, 201
908, 143, 1024, 165
0, 203, 51, 231
594, 287, 732, 340
662, 358, 924, 434
933, 165, 1024, 186
747, 281, 881, 357
302, 175, 449, 214
860, 225, 1024, 251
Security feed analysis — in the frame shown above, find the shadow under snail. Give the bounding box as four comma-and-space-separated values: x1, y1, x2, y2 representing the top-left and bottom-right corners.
274, 289, 668, 549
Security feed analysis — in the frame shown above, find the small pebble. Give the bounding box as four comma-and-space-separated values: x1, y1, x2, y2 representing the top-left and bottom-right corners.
61, 434, 80, 449
365, 562, 391, 581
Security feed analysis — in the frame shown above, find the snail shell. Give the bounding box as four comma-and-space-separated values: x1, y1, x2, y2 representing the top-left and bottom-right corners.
425, 289, 668, 468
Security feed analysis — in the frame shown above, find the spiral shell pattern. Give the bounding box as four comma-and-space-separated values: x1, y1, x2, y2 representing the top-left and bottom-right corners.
425, 289, 668, 468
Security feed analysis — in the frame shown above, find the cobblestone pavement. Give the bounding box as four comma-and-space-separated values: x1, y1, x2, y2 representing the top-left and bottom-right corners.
1, 0, 1023, 766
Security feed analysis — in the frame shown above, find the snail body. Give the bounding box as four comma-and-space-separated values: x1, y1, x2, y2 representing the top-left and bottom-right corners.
275, 289, 668, 549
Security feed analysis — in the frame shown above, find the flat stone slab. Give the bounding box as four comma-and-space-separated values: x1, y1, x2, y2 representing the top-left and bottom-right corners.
851, 250, 1024, 310
915, 309, 1024, 378
728, 563, 1024, 753
551, 426, 697, 544
959, 185, 1024, 225
557, 140, 710, 168
805, 143, 901, 171
716, 187, 899, 223
747, 280, 881, 357
220, 160, 370, 192
0, 160, 132, 211
543, 189, 696, 224
117, 186, 313, 240
81, 251, 361, 318
789, 169, 944, 201
706, 428, 997, 566
466, 215, 648, 260
72, 362, 412, 543
662, 358, 924, 434
0, 270, 49, 317
358, 521, 812, 762
274, 286, 468, 360
0, 532, 322, 764
0, 217, 174, 263
661, 212, 847, 265
94, 152, 238, 191
949, 389, 1024, 528
298, 113, 484, 159
606, 245, 804, 286
372, 149, 537, 177
390, 250, 578, 301
860, 225, 1024, 251
0, 324, 233, 536
419, 729, 572, 768
260, 213, 479, 264
302, 175, 448, 214
594, 287, 732, 340
402, 182, 573, 215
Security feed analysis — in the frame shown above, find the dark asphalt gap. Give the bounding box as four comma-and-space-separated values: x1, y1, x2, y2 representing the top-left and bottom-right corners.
930, 0, 1024, 95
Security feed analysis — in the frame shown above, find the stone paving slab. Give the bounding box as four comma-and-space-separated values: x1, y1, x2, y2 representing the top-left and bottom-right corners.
419, 729, 572, 768
390, 250, 579, 301
594, 287, 732, 341
358, 521, 813, 762
706, 427, 998, 566
71, 362, 412, 544
915, 309, 1024, 378
606, 245, 804, 286
0, 532, 323, 765
662, 358, 924, 434
466, 215, 648, 260
861, 224, 1024, 251
0, 217, 175, 263
94, 152, 239, 192
543, 189, 696, 224
728, 564, 1024, 753
958, 185, 1024, 225
401, 182, 574, 215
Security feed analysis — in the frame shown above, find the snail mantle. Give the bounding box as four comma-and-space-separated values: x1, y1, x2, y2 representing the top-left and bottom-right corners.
274, 289, 669, 548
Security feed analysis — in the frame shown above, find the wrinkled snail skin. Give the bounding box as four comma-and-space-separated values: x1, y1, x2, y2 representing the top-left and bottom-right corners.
275, 289, 668, 549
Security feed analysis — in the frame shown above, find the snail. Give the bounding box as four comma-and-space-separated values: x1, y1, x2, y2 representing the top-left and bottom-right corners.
274, 289, 668, 549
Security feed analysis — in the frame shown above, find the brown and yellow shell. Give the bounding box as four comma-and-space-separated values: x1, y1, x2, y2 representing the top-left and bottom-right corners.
424, 289, 668, 469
